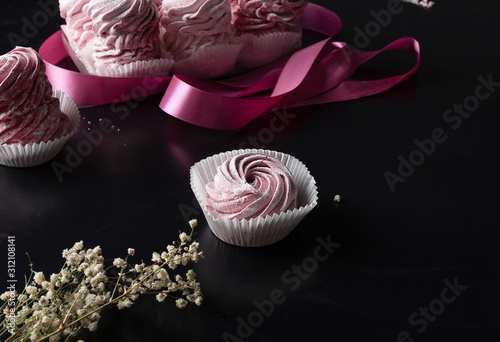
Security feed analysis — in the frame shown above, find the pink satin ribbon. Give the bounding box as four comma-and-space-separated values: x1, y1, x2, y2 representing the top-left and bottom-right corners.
39, 30, 172, 106
38, 3, 420, 130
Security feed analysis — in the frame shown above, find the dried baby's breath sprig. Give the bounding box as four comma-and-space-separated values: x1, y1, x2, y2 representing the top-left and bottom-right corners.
0, 220, 204, 342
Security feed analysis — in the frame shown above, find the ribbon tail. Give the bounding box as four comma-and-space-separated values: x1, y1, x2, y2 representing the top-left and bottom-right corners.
289, 37, 421, 107
300, 2, 343, 37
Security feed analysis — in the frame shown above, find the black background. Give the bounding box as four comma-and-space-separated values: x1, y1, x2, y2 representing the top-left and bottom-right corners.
1, 0, 499, 341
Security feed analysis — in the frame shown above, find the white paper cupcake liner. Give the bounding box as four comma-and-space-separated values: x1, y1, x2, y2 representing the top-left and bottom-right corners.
172, 42, 243, 79
237, 30, 302, 69
95, 57, 174, 78
190, 149, 318, 247
0, 90, 80, 168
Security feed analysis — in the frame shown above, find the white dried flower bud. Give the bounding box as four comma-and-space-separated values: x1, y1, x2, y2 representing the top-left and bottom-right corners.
117, 299, 133, 310
189, 219, 198, 229
186, 269, 196, 281
0, 291, 10, 301
189, 242, 199, 252
41, 281, 53, 290
50, 273, 59, 284
34, 272, 45, 285
179, 232, 190, 243
181, 256, 190, 266
113, 258, 125, 268
67, 255, 78, 266
46, 290, 55, 300
78, 262, 89, 272
127, 248, 135, 256
74, 241, 84, 251
96, 282, 105, 292
157, 268, 169, 280
42, 315, 51, 324
39, 296, 49, 306
151, 252, 161, 263
156, 293, 167, 302
26, 285, 38, 296
175, 298, 188, 309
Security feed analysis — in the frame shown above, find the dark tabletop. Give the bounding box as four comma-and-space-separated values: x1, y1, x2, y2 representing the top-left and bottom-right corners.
0, 0, 499, 341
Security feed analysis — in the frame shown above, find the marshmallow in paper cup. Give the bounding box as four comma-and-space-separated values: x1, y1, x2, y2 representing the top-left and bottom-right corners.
62, 25, 174, 78
237, 30, 302, 69
190, 149, 318, 247
0, 90, 80, 168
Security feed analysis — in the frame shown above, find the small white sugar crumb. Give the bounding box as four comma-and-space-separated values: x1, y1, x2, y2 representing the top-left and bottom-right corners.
334, 195, 341, 203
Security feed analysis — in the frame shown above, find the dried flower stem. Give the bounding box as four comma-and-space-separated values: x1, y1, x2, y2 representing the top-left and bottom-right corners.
1, 221, 204, 342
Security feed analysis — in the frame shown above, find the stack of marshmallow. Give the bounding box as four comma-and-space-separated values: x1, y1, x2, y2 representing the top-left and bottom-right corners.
60, 0, 307, 79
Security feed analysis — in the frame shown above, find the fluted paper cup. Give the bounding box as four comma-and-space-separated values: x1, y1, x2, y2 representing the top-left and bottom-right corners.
0, 90, 80, 168
190, 149, 318, 247
95, 57, 174, 78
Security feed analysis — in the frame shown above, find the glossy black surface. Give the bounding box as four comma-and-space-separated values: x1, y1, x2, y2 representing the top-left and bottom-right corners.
0, 0, 499, 341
